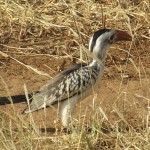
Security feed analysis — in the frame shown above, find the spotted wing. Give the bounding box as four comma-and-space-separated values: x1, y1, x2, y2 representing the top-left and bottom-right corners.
24, 63, 98, 113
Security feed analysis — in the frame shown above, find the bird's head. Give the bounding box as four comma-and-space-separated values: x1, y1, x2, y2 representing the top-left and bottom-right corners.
89, 29, 132, 61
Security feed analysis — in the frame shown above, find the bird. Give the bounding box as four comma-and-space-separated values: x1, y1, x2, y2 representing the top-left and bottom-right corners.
23, 28, 132, 127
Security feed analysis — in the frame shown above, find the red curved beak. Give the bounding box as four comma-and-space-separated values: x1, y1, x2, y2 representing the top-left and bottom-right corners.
115, 30, 132, 41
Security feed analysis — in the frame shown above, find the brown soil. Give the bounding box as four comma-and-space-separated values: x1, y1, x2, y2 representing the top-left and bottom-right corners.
0, 37, 149, 135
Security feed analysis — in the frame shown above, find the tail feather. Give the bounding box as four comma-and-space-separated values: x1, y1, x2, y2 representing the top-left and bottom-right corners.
23, 93, 46, 114
23, 103, 45, 114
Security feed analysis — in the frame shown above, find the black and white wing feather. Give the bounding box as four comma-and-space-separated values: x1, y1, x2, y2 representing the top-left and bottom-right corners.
24, 63, 99, 113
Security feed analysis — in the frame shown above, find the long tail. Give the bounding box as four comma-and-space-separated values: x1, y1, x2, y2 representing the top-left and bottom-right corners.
22, 93, 46, 114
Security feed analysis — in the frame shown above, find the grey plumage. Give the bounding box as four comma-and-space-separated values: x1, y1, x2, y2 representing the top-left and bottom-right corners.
23, 28, 132, 127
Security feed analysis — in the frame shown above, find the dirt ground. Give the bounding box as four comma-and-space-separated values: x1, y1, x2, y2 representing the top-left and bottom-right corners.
0, 37, 149, 135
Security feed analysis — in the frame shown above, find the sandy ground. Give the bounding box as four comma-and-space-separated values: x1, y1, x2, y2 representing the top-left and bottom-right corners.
0, 39, 149, 135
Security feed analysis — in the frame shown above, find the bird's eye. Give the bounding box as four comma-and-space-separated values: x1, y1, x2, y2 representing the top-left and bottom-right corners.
110, 34, 114, 41
108, 34, 115, 44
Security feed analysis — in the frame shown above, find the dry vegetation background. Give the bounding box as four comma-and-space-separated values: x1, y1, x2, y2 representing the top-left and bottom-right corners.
0, 0, 150, 149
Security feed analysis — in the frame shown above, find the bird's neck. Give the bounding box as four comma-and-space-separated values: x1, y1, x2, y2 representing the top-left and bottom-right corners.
89, 57, 106, 72
89, 49, 107, 68
90, 44, 108, 63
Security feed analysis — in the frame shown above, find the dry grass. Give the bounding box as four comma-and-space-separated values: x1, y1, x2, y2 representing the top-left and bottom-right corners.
0, 0, 150, 149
